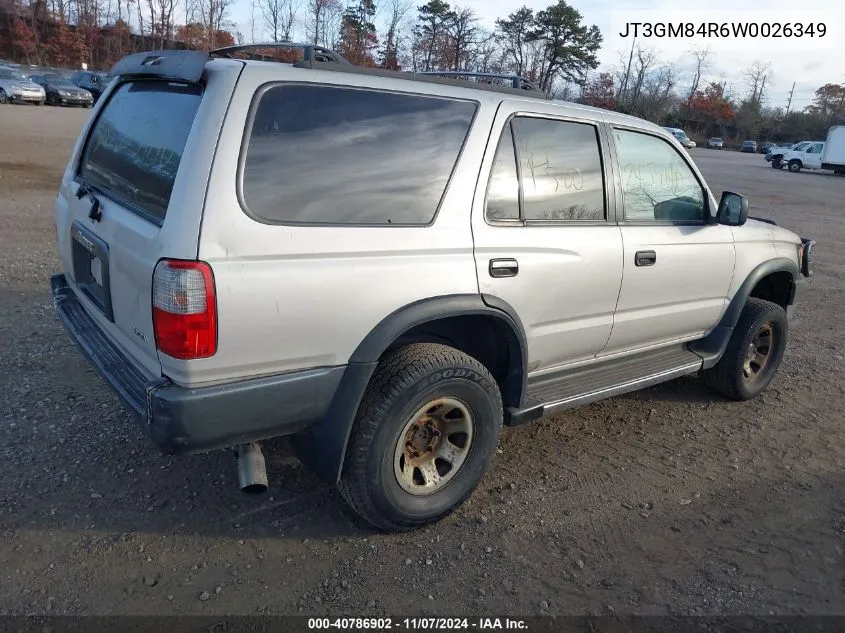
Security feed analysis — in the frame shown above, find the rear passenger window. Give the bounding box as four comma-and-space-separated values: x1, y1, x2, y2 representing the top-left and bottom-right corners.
484, 117, 606, 222
242, 85, 477, 225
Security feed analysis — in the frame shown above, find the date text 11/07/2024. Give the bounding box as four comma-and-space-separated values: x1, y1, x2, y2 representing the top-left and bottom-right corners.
307, 618, 529, 630
618, 22, 826, 38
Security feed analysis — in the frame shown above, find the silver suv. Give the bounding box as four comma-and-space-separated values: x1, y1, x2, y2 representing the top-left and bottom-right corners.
52, 45, 814, 531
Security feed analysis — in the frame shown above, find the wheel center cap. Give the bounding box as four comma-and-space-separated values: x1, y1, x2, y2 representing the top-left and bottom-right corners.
412, 426, 433, 452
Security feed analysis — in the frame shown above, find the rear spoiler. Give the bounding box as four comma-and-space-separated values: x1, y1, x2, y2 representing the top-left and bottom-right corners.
109, 50, 210, 83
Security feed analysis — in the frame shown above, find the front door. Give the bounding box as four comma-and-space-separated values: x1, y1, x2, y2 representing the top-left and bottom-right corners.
803, 142, 824, 169
600, 126, 735, 356
471, 104, 624, 373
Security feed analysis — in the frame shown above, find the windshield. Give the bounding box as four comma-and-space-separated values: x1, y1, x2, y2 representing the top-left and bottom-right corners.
793, 142, 810, 151
0, 68, 30, 81
711, 138, 722, 142
48, 76, 75, 87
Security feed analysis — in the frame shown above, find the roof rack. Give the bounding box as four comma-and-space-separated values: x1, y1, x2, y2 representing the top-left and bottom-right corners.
206, 43, 550, 99
419, 71, 542, 93
209, 42, 350, 68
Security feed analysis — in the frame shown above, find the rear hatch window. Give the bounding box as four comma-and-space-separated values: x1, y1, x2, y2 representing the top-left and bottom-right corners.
78, 81, 203, 223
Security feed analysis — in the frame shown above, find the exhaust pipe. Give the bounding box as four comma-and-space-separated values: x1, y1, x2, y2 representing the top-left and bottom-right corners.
235, 442, 268, 494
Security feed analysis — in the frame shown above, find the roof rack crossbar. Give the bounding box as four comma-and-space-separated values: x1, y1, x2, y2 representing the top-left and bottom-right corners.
209, 42, 349, 67
419, 71, 542, 93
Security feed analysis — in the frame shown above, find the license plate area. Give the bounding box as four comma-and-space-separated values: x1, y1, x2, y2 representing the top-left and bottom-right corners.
71, 221, 114, 322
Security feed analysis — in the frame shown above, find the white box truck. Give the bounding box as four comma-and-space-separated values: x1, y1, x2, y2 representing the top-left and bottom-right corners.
821, 125, 845, 175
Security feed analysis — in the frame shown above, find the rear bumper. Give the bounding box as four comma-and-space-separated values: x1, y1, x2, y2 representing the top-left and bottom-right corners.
52, 274, 344, 454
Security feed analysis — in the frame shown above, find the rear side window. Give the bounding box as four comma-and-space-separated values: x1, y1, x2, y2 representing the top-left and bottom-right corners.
484, 117, 606, 222
241, 85, 477, 225
79, 81, 203, 223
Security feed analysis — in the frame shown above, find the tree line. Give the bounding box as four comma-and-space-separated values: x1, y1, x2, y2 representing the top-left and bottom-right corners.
1, 0, 841, 143
581, 50, 844, 145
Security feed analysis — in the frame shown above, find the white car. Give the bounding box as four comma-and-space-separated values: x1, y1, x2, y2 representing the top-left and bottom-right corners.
0, 66, 46, 104
663, 126, 696, 149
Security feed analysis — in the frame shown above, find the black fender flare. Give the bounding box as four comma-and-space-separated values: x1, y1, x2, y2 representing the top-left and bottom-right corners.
291, 294, 528, 483
690, 257, 798, 368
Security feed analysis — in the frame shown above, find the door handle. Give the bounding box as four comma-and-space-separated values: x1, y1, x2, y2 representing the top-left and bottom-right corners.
489, 258, 518, 278
635, 250, 657, 267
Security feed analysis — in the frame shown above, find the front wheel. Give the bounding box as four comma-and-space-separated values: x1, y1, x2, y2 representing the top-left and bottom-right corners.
339, 343, 503, 531
0, 89, 7, 105
788, 160, 802, 173
703, 298, 787, 401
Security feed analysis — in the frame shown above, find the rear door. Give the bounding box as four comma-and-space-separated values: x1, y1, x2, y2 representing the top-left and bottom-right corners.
470, 102, 624, 372
54, 67, 236, 378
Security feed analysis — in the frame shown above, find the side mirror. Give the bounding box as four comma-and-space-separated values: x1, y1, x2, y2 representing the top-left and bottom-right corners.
717, 191, 748, 226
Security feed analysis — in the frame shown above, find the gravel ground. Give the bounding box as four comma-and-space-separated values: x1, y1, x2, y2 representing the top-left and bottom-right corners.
0, 106, 843, 617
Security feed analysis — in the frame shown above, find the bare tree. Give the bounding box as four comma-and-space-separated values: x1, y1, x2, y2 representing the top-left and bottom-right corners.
280, 0, 300, 41
684, 48, 710, 126
744, 61, 772, 106
260, 0, 283, 41
306, 0, 340, 46
627, 47, 656, 114
198, 0, 233, 48
447, 6, 478, 70
378, 0, 410, 69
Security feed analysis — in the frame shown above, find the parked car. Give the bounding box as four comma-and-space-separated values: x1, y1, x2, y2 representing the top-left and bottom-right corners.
707, 137, 724, 149
70, 70, 110, 102
0, 66, 45, 104
782, 140, 826, 172
740, 140, 757, 153
760, 142, 776, 154
51, 46, 814, 531
30, 74, 93, 107
663, 126, 696, 148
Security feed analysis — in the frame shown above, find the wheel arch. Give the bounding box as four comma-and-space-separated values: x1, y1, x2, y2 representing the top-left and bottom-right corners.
690, 258, 798, 368
292, 294, 528, 483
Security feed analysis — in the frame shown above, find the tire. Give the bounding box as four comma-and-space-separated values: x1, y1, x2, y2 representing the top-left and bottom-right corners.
703, 298, 787, 401
772, 158, 783, 169
788, 159, 801, 173
339, 343, 503, 531
47, 93, 58, 106
0, 89, 7, 105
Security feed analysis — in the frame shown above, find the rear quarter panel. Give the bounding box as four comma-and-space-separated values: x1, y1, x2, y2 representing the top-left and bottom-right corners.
186, 65, 493, 386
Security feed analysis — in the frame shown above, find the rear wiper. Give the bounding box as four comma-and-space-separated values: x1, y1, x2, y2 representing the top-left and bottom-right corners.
75, 181, 103, 222
75, 182, 90, 199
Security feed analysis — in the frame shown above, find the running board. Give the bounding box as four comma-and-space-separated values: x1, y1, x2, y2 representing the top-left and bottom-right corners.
506, 345, 703, 426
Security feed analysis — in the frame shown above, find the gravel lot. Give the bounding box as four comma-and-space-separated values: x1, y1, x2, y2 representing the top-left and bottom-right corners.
1, 106, 843, 617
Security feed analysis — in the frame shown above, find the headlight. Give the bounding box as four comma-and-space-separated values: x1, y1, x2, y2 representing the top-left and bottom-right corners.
59, 90, 70, 97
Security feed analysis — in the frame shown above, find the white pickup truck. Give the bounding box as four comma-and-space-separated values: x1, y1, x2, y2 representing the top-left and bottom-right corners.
782, 126, 845, 175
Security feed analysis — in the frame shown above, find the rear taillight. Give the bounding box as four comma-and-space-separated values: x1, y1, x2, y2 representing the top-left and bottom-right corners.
152, 260, 217, 360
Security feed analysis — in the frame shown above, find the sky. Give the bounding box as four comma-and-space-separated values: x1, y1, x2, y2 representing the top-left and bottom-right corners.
231, 0, 845, 109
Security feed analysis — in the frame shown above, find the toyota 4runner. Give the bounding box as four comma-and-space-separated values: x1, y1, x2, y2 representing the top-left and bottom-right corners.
51, 45, 814, 531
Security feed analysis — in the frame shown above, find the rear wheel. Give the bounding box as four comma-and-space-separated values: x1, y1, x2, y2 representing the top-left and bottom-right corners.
339, 343, 503, 531
788, 159, 801, 173
703, 298, 787, 401
0, 89, 7, 105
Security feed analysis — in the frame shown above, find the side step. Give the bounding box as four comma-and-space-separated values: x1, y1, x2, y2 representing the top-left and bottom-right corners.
506, 345, 703, 426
